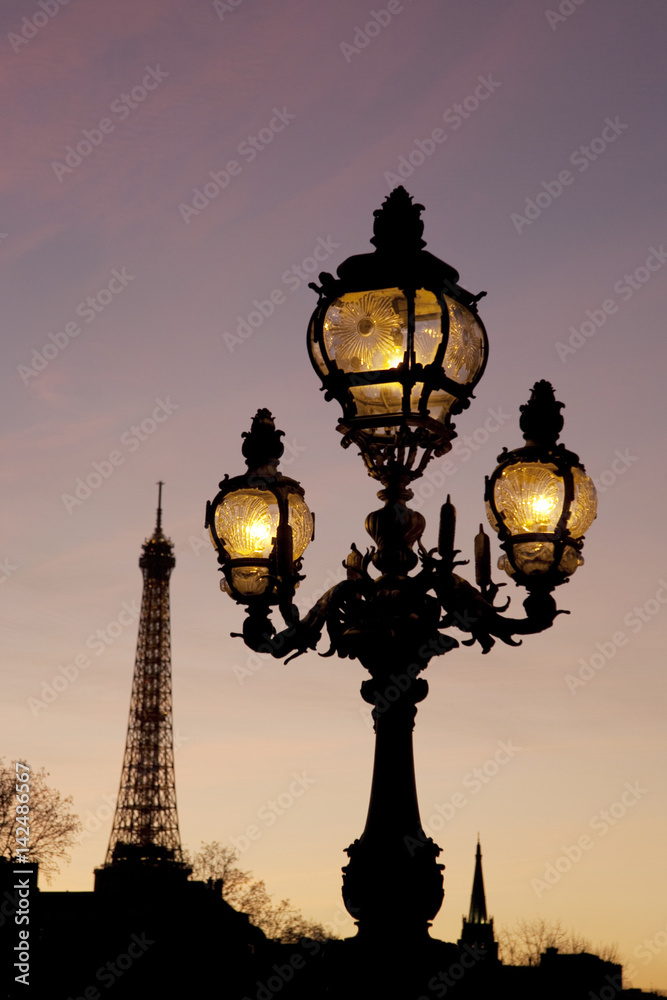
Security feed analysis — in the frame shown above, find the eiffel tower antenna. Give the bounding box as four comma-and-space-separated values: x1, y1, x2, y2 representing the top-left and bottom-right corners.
102, 485, 185, 869
156, 479, 164, 533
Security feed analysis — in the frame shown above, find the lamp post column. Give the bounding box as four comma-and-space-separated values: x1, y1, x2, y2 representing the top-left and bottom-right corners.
342, 670, 443, 945
337, 488, 446, 944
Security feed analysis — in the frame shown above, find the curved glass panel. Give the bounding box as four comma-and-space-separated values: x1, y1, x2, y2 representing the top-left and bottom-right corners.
426, 389, 458, 424
485, 499, 499, 533
568, 467, 597, 538
443, 298, 486, 384
414, 289, 443, 367
309, 332, 328, 379
288, 493, 314, 559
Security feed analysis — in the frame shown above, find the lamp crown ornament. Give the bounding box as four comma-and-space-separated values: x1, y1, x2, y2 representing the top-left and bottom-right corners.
370, 185, 426, 252
519, 379, 565, 447
240, 407, 285, 474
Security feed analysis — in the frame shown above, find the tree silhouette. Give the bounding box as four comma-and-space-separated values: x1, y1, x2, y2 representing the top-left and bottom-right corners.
497, 917, 622, 966
188, 841, 334, 943
0, 758, 81, 882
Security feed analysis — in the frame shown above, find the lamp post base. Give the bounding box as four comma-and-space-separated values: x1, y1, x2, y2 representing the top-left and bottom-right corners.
342, 830, 444, 945
318, 934, 461, 1000
340, 675, 444, 943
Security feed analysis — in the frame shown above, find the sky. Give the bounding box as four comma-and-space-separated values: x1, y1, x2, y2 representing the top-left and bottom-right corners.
2, 0, 666, 989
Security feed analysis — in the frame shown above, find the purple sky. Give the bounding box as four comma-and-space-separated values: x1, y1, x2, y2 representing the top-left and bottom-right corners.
2, 0, 666, 987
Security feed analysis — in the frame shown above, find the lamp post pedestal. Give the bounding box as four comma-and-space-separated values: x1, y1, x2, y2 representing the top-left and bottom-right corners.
342, 675, 444, 945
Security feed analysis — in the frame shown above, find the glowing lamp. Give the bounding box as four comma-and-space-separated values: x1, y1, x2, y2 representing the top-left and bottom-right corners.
307, 188, 488, 483
485, 382, 597, 587
206, 410, 314, 603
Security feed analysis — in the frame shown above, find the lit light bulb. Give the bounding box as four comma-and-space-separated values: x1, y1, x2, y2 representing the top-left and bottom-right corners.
533, 496, 553, 514
530, 494, 557, 528
247, 518, 273, 553
385, 347, 404, 368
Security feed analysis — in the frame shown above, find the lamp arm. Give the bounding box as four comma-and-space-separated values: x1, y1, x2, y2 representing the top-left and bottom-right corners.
428, 567, 567, 654
234, 548, 566, 663
247, 582, 349, 664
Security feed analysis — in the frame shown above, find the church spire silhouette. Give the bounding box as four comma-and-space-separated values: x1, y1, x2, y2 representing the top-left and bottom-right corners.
468, 836, 488, 923
459, 837, 498, 961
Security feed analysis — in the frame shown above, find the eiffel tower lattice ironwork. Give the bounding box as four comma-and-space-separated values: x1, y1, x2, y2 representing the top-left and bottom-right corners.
104, 483, 184, 866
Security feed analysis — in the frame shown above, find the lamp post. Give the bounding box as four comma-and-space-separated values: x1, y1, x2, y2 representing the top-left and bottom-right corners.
206, 188, 596, 961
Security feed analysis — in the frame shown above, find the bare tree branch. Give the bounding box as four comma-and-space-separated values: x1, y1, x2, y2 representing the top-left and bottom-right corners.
187, 841, 334, 943
497, 917, 621, 967
0, 758, 81, 883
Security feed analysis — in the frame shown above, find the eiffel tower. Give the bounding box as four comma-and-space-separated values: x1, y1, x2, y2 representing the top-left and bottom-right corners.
96, 484, 189, 891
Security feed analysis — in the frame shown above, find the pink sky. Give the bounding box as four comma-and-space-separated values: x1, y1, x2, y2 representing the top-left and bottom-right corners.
2, 0, 666, 989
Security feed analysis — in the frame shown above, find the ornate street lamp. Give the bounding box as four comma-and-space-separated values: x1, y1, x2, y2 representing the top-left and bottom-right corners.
206, 188, 596, 963
485, 380, 597, 591
307, 186, 488, 488
205, 408, 314, 648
